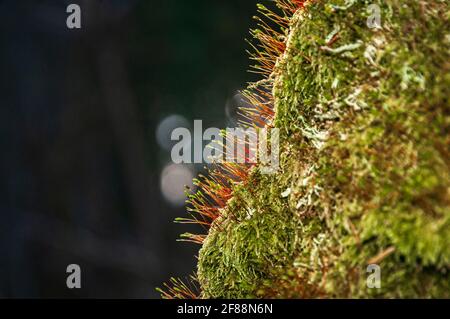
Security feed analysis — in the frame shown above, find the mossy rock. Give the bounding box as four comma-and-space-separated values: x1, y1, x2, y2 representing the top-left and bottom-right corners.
197, 0, 450, 298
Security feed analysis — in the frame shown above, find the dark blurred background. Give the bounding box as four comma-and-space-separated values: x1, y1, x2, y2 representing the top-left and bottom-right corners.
0, 0, 258, 298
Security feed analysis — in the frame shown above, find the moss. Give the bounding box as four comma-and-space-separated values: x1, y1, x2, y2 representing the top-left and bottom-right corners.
197, 0, 450, 298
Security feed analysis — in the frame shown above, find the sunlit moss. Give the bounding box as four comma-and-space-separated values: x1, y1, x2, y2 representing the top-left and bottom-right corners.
197, 0, 450, 298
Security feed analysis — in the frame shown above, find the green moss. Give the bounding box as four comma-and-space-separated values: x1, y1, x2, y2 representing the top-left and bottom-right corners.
197, 0, 450, 298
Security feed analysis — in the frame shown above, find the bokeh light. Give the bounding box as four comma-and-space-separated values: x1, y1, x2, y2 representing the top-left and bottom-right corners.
160, 163, 195, 206
156, 114, 190, 152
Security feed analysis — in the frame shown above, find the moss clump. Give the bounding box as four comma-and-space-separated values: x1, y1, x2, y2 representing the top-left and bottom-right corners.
197, 0, 450, 298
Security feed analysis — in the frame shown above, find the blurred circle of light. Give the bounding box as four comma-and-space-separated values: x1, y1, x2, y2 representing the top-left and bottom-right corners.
225, 92, 250, 126
156, 114, 190, 152
160, 164, 195, 206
